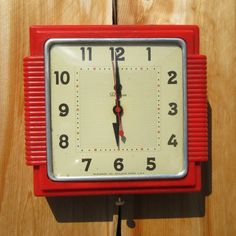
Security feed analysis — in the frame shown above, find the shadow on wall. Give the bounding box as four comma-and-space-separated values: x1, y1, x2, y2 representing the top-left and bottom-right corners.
47, 189, 208, 223
47, 103, 212, 223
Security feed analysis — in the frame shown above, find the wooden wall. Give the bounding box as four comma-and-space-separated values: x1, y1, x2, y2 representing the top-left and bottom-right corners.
0, 0, 235, 235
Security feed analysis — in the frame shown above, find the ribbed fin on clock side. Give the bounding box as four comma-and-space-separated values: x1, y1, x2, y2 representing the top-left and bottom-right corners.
187, 55, 208, 162
23, 56, 47, 166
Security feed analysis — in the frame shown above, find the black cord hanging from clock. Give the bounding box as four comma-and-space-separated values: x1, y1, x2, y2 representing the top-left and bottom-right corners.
116, 204, 122, 236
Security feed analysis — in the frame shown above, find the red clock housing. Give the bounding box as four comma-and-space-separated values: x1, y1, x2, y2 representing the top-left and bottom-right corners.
24, 25, 207, 196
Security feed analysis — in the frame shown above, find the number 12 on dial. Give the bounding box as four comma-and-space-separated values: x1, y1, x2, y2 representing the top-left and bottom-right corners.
45, 38, 187, 181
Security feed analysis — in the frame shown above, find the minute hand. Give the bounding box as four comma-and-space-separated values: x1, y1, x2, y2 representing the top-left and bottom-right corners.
114, 59, 122, 99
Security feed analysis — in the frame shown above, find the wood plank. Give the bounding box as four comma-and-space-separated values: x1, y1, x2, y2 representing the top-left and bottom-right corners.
0, 1, 115, 236
1, 0, 236, 235
118, 0, 236, 235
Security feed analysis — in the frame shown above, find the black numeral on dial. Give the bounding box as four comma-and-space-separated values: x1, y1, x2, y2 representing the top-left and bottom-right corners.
167, 71, 177, 84
110, 47, 125, 61
82, 158, 92, 171
59, 103, 69, 116
54, 71, 70, 85
146, 47, 151, 61
168, 134, 178, 147
146, 157, 156, 171
80, 47, 92, 61
59, 134, 69, 149
114, 158, 124, 171
168, 102, 178, 115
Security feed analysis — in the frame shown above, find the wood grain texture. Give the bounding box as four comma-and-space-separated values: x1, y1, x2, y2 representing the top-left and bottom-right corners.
1, 0, 236, 235
118, 0, 236, 235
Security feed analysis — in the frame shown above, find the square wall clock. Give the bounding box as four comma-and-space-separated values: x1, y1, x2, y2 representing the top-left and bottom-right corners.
24, 25, 207, 196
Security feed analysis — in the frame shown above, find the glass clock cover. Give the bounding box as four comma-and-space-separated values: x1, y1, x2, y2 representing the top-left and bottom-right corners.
45, 38, 187, 181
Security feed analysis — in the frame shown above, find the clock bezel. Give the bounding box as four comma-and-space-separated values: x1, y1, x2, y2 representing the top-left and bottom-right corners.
44, 37, 188, 181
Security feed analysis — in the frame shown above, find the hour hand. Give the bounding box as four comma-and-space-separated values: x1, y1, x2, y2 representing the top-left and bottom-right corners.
112, 102, 126, 148
112, 113, 120, 149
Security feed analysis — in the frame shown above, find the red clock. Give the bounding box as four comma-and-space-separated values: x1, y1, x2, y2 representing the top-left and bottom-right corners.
24, 25, 207, 196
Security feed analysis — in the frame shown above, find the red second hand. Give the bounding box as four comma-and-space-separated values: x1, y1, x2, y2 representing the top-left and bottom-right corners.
115, 103, 124, 137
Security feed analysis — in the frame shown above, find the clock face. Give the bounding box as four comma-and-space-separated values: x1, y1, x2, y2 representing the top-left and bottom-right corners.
45, 38, 187, 181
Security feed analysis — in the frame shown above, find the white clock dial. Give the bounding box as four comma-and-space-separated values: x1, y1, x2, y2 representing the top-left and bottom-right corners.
45, 38, 187, 180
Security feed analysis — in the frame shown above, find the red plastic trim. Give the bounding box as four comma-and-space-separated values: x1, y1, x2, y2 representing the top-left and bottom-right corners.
23, 25, 208, 196
24, 56, 46, 165
187, 55, 208, 162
